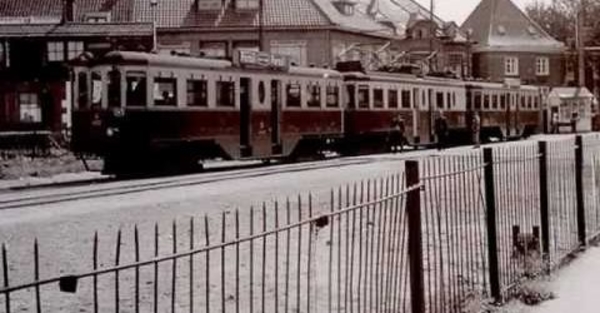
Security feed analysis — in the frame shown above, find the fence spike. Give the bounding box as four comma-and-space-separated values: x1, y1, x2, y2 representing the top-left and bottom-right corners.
205, 215, 211, 313
190, 217, 195, 313
115, 228, 122, 313
274, 201, 280, 313
154, 223, 159, 313
93, 231, 98, 313
134, 225, 140, 313
34, 239, 41, 313
172, 220, 177, 313
222, 212, 227, 313
235, 210, 240, 313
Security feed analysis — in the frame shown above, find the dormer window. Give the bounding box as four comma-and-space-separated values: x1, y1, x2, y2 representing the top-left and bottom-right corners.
332, 0, 356, 16
236, 0, 259, 9
84, 12, 111, 23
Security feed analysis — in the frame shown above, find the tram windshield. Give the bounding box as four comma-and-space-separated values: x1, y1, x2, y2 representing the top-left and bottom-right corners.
91, 71, 103, 108
126, 72, 147, 107
77, 71, 89, 108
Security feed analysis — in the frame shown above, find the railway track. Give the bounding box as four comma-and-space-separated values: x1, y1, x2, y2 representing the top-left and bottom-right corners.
0, 157, 379, 210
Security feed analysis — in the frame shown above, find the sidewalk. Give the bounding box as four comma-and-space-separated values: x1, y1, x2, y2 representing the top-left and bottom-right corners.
0, 171, 107, 191
525, 246, 600, 313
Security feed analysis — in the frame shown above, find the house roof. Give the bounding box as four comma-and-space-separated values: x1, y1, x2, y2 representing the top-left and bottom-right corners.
0, 22, 153, 38
549, 87, 594, 99
460, 0, 564, 53
0, 0, 134, 22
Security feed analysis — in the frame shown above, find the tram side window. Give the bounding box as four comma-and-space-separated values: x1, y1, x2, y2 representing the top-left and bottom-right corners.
534, 97, 539, 109
358, 85, 370, 108
154, 77, 177, 106
401, 90, 411, 108
446, 93, 451, 109
187, 79, 208, 107
286, 84, 301, 107
436, 92, 444, 109
527, 96, 533, 109
388, 90, 398, 108
492, 94, 498, 109
474, 92, 482, 109
326, 86, 339, 108
91, 72, 102, 108
77, 72, 88, 108
483, 94, 490, 109
126, 72, 147, 107
307, 84, 321, 108
216, 81, 235, 107
107, 69, 121, 108
500, 94, 507, 109
520, 95, 526, 109
374, 88, 384, 108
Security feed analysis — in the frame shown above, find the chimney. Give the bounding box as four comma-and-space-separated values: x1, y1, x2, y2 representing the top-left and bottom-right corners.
63, 0, 75, 23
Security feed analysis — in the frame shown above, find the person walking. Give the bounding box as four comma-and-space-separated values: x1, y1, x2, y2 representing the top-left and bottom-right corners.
434, 111, 449, 150
472, 111, 481, 148
551, 109, 559, 134
389, 114, 406, 153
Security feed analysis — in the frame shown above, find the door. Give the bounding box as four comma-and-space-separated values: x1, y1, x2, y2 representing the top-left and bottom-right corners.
271, 80, 282, 155
240, 77, 252, 157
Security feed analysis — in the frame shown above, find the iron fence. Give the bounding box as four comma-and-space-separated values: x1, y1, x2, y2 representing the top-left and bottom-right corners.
3, 134, 600, 313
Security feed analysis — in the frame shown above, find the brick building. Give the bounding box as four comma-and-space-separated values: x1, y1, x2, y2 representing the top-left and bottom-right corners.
460, 0, 566, 86
0, 0, 152, 135
141, 0, 396, 67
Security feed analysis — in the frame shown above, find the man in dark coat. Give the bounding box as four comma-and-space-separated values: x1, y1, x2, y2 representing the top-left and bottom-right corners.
389, 115, 405, 153
434, 111, 449, 150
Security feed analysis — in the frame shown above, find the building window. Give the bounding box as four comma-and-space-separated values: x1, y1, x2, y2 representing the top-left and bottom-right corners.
154, 77, 177, 106
67, 41, 84, 60
199, 41, 227, 58
504, 57, 519, 76
187, 79, 208, 107
126, 72, 147, 107
536, 57, 549, 76
47, 41, 64, 62
19, 93, 41, 123
270, 40, 307, 66
235, 0, 259, 9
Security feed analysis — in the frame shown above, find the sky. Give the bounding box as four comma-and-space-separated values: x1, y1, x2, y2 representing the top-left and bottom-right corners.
411, 0, 552, 25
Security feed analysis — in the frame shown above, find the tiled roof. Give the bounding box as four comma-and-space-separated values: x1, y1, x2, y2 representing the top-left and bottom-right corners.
0, 0, 134, 22
461, 0, 564, 53
0, 22, 153, 37
1, 0, 392, 35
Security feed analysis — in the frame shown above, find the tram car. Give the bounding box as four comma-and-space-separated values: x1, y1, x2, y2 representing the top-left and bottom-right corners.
70, 51, 546, 175
71, 51, 345, 173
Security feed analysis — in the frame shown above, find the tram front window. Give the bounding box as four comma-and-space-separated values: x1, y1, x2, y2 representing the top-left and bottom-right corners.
91, 72, 103, 108
154, 77, 177, 106
77, 72, 89, 108
126, 72, 147, 107
107, 69, 121, 108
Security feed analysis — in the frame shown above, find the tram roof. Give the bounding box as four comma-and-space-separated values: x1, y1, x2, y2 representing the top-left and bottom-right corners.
100, 51, 233, 69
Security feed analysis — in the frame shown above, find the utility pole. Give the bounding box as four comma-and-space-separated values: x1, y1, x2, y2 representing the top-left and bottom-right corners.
577, 0, 587, 88
150, 0, 158, 52
429, 0, 435, 73
259, 0, 264, 51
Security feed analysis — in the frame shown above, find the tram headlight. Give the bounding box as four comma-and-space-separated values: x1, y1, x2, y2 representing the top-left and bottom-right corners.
106, 127, 119, 137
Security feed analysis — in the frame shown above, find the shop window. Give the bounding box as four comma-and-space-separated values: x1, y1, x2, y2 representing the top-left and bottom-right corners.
126, 72, 147, 107
19, 93, 41, 123
326, 86, 339, 108
286, 84, 301, 107
307, 84, 321, 108
216, 81, 235, 107
67, 41, 84, 60
187, 79, 208, 107
154, 77, 177, 106
47, 41, 64, 62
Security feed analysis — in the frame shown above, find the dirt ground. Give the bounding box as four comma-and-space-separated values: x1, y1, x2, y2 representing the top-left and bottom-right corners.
0, 150, 102, 180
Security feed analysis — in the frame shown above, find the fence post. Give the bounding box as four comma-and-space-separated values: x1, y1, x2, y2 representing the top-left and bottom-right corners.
538, 141, 550, 271
575, 135, 586, 248
483, 148, 501, 303
405, 160, 425, 313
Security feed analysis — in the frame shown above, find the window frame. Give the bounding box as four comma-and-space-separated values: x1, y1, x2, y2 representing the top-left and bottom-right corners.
388, 89, 398, 109
153, 77, 178, 107
18, 92, 41, 123
504, 56, 519, 76
536, 57, 550, 76
286, 83, 302, 108
325, 85, 339, 108
186, 79, 208, 107
216, 80, 236, 107
47, 41, 65, 62
126, 71, 147, 107
306, 84, 321, 108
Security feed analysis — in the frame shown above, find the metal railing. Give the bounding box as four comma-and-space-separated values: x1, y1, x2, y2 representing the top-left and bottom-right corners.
3, 134, 600, 313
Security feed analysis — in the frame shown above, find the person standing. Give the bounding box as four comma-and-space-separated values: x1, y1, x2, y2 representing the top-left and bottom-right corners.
434, 111, 449, 150
389, 114, 405, 153
551, 109, 559, 134
472, 111, 481, 148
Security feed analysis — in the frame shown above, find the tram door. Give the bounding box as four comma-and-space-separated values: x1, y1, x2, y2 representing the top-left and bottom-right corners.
271, 80, 282, 155
240, 77, 252, 157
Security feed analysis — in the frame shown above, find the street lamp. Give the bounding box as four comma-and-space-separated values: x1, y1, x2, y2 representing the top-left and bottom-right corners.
150, 0, 158, 52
